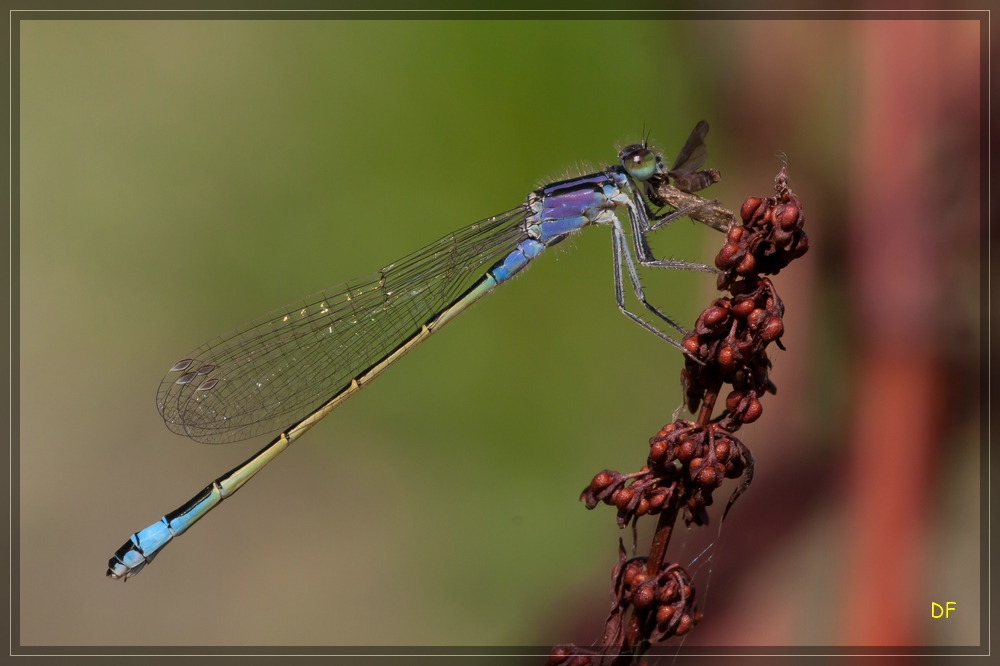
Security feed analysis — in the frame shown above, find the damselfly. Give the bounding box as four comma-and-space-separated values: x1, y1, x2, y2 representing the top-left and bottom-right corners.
107, 123, 719, 580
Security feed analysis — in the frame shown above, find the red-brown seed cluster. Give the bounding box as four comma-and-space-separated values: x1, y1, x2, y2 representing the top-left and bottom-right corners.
547, 548, 702, 664
614, 558, 701, 643
681, 277, 783, 430
648, 421, 753, 525
678, 166, 807, 432
715, 167, 809, 291
580, 465, 678, 528
580, 421, 753, 528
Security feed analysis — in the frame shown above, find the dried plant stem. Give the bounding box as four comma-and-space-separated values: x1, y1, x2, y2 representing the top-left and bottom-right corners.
696, 380, 722, 428
646, 378, 720, 580
645, 503, 680, 578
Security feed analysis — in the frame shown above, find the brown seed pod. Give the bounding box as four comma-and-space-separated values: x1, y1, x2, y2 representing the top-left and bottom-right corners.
735, 253, 756, 275
717, 345, 736, 371
740, 197, 762, 221
656, 604, 676, 625
703, 305, 729, 327
614, 488, 634, 510
748, 307, 767, 328
632, 583, 656, 608
732, 298, 755, 318
631, 574, 649, 593
590, 471, 614, 491
623, 562, 641, 587
779, 202, 800, 230
742, 397, 763, 423
761, 316, 784, 341
677, 437, 697, 461
682, 334, 700, 355
716, 242, 741, 268
696, 465, 717, 486
715, 439, 732, 463
648, 439, 667, 464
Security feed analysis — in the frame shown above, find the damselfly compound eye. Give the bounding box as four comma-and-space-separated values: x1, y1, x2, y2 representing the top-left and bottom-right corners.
620, 145, 657, 181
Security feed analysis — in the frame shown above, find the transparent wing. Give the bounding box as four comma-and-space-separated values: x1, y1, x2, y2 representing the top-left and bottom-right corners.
668, 120, 710, 175
157, 207, 530, 443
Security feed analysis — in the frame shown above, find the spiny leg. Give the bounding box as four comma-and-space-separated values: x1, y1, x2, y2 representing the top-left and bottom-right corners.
614, 219, 687, 336
611, 219, 688, 354
628, 197, 719, 273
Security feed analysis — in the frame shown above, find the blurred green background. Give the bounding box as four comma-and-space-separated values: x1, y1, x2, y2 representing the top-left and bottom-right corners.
18, 19, 982, 649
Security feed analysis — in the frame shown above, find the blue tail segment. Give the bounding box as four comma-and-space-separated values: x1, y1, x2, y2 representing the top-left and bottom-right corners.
107, 483, 222, 580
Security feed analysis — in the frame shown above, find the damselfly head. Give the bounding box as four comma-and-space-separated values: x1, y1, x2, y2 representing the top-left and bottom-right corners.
619, 144, 662, 182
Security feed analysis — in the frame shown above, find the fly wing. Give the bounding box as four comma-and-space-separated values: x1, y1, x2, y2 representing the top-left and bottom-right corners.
157, 207, 530, 443
669, 120, 710, 175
